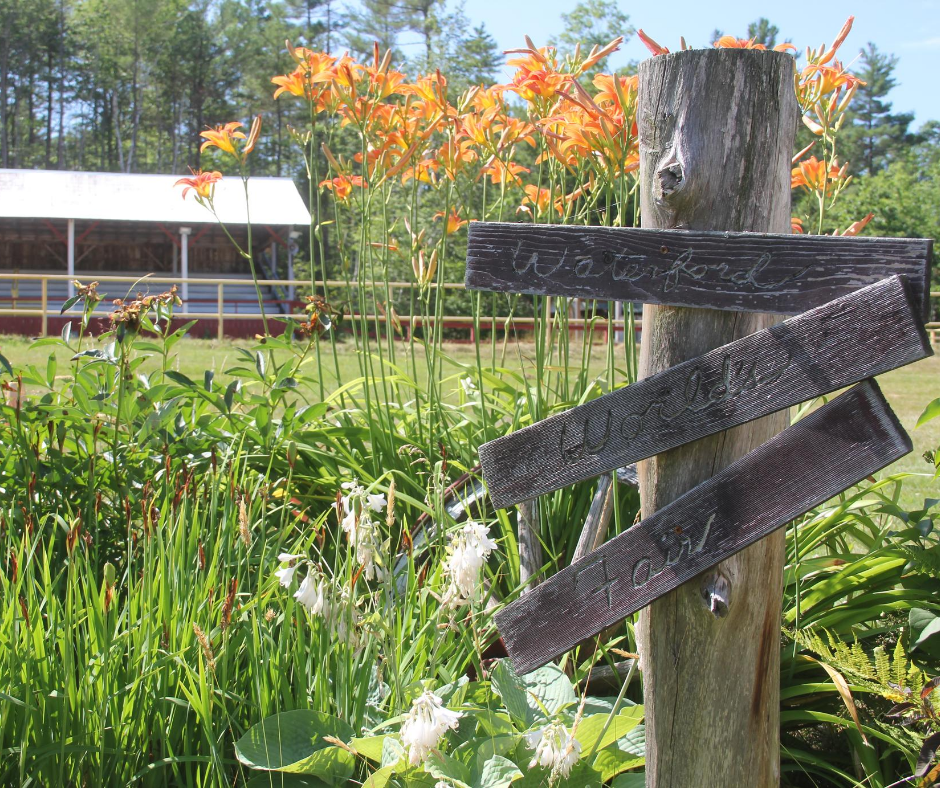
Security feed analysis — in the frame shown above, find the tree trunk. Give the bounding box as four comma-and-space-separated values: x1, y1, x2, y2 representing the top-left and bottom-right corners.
635, 49, 798, 788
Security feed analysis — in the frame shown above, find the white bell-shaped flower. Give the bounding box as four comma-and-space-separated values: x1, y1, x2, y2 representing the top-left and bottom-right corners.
400, 690, 462, 766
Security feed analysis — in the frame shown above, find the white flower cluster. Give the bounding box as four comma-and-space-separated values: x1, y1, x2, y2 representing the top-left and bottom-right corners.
339, 480, 388, 581
525, 721, 581, 781
442, 520, 498, 607
274, 553, 361, 648
400, 690, 462, 766
459, 376, 477, 397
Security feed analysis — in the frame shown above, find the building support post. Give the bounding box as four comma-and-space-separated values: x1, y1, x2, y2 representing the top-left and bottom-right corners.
287, 228, 296, 303
67, 219, 75, 298
180, 226, 191, 312
635, 49, 798, 787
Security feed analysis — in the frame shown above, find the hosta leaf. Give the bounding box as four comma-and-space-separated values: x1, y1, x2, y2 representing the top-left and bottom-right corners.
474, 755, 523, 788
573, 707, 644, 755
611, 773, 645, 788
491, 660, 576, 727
235, 709, 355, 783
245, 775, 330, 788
351, 735, 388, 762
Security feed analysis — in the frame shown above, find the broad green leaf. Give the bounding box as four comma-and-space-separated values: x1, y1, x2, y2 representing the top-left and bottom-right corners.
425, 749, 471, 786
611, 772, 645, 788
491, 661, 576, 727
592, 747, 644, 782
491, 660, 534, 727
362, 765, 395, 788
234, 709, 355, 783
381, 736, 406, 768
910, 608, 940, 656
351, 735, 388, 762
574, 707, 644, 754
245, 775, 331, 788
0, 351, 13, 376
474, 755, 523, 788
916, 397, 940, 428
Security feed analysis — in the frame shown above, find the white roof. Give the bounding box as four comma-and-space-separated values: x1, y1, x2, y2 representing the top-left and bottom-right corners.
0, 168, 309, 226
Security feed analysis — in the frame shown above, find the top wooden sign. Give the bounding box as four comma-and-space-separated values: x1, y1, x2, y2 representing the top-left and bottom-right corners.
466, 222, 933, 319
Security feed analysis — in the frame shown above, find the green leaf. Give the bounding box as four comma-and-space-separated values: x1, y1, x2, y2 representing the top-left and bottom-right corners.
351, 735, 389, 762
491, 660, 576, 727
361, 765, 395, 788
245, 775, 331, 788
380, 737, 406, 768
425, 749, 471, 786
574, 707, 644, 755
256, 350, 267, 379
917, 397, 940, 428
59, 293, 81, 314
234, 710, 355, 783
165, 370, 196, 388
910, 608, 940, 656
0, 351, 12, 376
592, 747, 644, 783
474, 755, 523, 788
611, 772, 645, 788
491, 661, 534, 727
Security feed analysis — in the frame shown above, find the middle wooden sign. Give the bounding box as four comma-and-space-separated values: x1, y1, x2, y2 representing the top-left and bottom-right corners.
480, 275, 932, 509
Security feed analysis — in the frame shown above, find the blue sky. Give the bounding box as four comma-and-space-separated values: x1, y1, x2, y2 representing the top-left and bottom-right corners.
435, 0, 939, 126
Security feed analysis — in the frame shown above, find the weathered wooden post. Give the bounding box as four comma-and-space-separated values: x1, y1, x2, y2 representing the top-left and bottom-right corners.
635, 49, 797, 786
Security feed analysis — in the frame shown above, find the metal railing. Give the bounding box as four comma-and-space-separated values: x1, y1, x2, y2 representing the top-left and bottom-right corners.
0, 272, 635, 341
0, 272, 936, 343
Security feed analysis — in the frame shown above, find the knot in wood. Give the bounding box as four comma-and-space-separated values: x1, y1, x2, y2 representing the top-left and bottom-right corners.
657, 162, 684, 196
700, 570, 732, 618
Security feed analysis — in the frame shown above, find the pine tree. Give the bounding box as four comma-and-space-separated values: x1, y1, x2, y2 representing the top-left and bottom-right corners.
840, 43, 915, 176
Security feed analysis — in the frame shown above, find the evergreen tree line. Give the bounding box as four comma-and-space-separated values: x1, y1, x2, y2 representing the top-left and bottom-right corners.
0, 0, 502, 175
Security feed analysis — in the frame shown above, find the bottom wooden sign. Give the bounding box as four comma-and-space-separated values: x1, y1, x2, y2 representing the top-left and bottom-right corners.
495, 380, 912, 674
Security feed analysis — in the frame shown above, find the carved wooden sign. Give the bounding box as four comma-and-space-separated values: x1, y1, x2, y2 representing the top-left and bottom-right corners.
466, 222, 933, 319
495, 380, 912, 674
480, 275, 932, 509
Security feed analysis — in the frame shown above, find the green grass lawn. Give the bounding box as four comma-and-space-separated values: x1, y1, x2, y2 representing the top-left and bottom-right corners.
3, 333, 937, 506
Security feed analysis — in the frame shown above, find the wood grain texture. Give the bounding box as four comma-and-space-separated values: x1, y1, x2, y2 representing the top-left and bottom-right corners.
479, 275, 931, 508
495, 381, 912, 675
465, 222, 932, 319
635, 49, 796, 788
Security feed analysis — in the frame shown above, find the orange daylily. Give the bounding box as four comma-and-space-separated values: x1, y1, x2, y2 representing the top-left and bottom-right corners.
791, 217, 804, 234
434, 209, 467, 235
578, 37, 624, 74
517, 185, 553, 217
818, 16, 854, 65
479, 158, 529, 186
637, 29, 669, 56
319, 174, 365, 201
200, 121, 246, 156
713, 35, 796, 52
839, 212, 874, 236
272, 68, 307, 99
174, 168, 222, 201
791, 156, 846, 191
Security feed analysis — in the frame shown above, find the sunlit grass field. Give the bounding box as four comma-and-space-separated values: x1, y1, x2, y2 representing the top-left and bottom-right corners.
3, 333, 937, 503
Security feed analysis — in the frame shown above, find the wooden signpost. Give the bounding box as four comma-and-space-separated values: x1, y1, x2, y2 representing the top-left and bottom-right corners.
479, 275, 932, 509
466, 222, 932, 319
467, 48, 935, 787
493, 381, 913, 674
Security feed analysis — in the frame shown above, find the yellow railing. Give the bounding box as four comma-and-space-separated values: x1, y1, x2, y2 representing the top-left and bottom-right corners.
0, 272, 632, 340
0, 272, 936, 343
